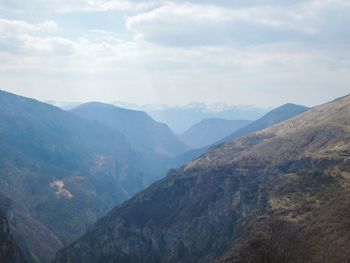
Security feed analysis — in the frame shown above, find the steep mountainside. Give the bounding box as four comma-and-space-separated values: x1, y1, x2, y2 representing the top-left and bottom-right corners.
216, 103, 309, 144
55, 95, 350, 263
71, 103, 189, 157
181, 118, 251, 148
0, 196, 26, 263
0, 90, 153, 262
169, 103, 309, 169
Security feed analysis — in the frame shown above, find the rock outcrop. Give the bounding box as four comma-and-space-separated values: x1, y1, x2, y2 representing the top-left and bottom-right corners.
0, 196, 26, 263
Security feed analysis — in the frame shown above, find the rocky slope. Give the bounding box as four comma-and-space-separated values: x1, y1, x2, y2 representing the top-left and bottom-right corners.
0, 196, 26, 263
181, 118, 251, 148
0, 90, 161, 262
55, 95, 350, 263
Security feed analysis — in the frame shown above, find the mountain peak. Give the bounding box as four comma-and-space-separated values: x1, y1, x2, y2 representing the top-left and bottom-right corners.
268, 102, 308, 113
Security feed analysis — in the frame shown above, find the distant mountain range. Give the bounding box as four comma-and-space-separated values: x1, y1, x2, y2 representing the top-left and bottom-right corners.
47, 101, 269, 134
55, 95, 350, 263
71, 102, 189, 157
169, 103, 309, 169
180, 118, 252, 148
144, 104, 268, 134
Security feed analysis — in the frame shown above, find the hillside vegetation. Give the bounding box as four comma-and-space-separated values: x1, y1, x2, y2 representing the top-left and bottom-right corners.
55, 95, 350, 263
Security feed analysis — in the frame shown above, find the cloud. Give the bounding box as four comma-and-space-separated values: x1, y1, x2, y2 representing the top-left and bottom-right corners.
126, 1, 350, 47
0, 0, 157, 13
0, 19, 75, 56
0, 1, 349, 107
0, 19, 57, 33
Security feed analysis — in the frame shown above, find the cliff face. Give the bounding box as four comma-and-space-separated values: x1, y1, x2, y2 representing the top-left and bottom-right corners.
0, 197, 26, 263
55, 95, 350, 263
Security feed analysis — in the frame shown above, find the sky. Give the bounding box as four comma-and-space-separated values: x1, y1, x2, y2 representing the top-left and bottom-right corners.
0, 0, 349, 108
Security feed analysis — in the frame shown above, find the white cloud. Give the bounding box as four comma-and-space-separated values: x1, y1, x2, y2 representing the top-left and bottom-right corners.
0, 0, 157, 13
0, 19, 57, 33
0, 19, 75, 56
126, 1, 350, 47
0, 1, 349, 107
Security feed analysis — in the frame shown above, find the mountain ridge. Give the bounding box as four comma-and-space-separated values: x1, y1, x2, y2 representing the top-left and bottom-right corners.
181, 118, 251, 148
169, 103, 309, 169
71, 102, 189, 157
54, 94, 350, 263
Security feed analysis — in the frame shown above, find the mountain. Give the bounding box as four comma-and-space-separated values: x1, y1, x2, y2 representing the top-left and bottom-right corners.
0, 196, 26, 263
0, 90, 160, 262
181, 118, 251, 148
70, 102, 189, 157
216, 103, 309, 144
170, 103, 309, 169
144, 103, 268, 134
49, 101, 268, 134
54, 95, 350, 263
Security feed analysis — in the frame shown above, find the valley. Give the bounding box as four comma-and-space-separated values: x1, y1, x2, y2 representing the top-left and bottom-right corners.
54, 94, 350, 263
1, 1, 348, 262
0, 90, 348, 263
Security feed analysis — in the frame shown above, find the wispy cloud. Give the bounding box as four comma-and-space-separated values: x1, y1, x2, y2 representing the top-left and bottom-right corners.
0, 0, 157, 13
0, 19, 57, 33
0, 19, 75, 56
0, 0, 349, 106
126, 1, 350, 47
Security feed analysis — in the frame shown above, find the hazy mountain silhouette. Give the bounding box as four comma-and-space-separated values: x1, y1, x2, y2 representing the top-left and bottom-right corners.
146, 104, 267, 133
181, 118, 251, 148
71, 102, 189, 157
169, 103, 309, 169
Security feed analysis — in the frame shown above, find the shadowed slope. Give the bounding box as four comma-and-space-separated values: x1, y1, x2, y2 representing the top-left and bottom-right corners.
0, 195, 26, 263
0, 90, 151, 262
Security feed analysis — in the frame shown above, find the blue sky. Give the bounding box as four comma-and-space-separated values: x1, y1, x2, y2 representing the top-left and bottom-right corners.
0, 0, 349, 107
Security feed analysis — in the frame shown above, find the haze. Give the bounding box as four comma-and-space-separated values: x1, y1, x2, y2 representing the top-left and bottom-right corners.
0, 0, 349, 107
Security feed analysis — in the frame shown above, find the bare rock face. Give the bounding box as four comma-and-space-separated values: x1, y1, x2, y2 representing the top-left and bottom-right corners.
0, 197, 26, 263
55, 95, 350, 263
